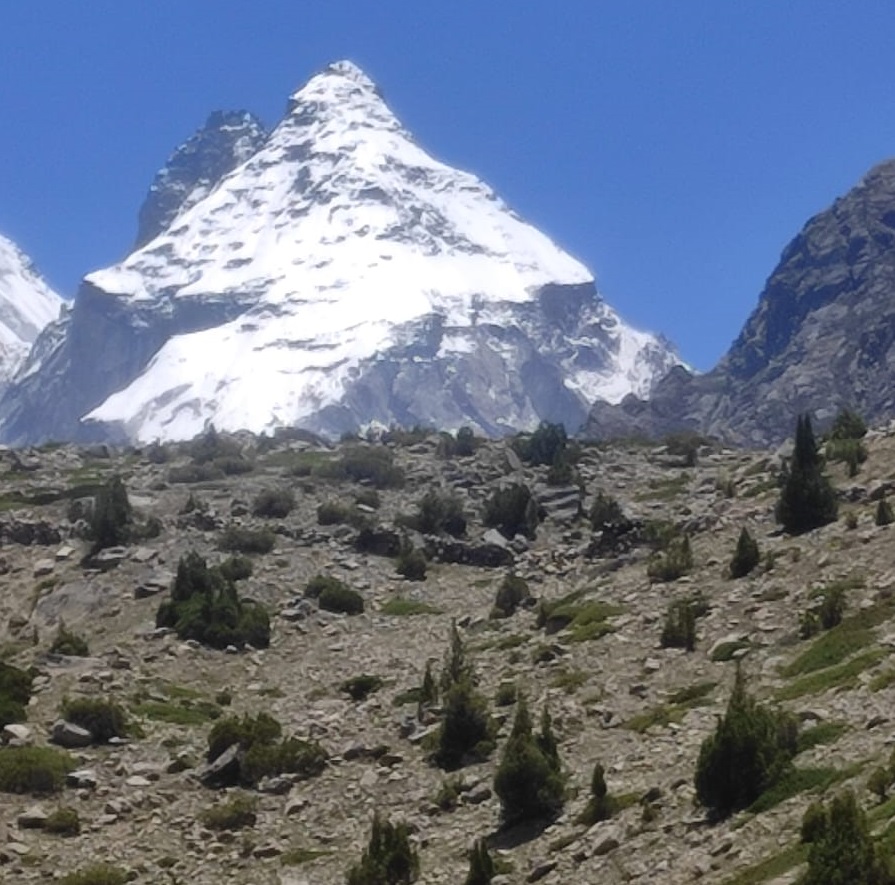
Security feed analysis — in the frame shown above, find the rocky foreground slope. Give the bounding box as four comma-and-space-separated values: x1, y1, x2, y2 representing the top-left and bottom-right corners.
1, 425, 895, 883
0, 61, 680, 446
586, 157, 895, 447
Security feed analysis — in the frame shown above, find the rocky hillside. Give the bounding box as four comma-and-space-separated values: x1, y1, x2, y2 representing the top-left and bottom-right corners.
585, 157, 895, 447
0, 61, 680, 447
1, 422, 895, 883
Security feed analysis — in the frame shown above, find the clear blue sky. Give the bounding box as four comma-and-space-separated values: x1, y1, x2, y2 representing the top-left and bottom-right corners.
3, 1, 895, 370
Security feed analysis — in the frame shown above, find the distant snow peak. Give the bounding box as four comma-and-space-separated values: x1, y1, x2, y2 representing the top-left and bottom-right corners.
0, 234, 63, 385
322, 59, 381, 92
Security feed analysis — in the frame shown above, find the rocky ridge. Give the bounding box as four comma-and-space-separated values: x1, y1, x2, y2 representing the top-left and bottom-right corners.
0, 61, 681, 446
0, 424, 894, 882
585, 157, 895, 447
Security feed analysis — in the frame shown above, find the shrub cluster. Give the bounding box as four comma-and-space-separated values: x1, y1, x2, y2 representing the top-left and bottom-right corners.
61, 697, 129, 743
490, 575, 530, 619
156, 551, 271, 649
60, 864, 129, 885
647, 534, 693, 582
660, 599, 697, 651
200, 792, 258, 831
206, 712, 328, 787
320, 445, 405, 489
436, 426, 479, 458
0, 661, 33, 728
217, 525, 275, 555
512, 421, 567, 467
89, 475, 132, 552
305, 574, 365, 615
589, 491, 624, 529
396, 543, 427, 582
483, 483, 540, 540
49, 623, 90, 657
0, 746, 73, 794
252, 486, 295, 518
401, 488, 466, 537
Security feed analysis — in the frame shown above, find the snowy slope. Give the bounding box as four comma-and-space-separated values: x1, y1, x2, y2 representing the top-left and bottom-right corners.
0, 235, 63, 385
0, 61, 681, 444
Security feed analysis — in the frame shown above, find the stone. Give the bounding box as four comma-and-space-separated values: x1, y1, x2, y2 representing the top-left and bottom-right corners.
17, 805, 47, 829
198, 744, 241, 788
66, 769, 98, 790
51, 719, 93, 748
33, 558, 55, 578
2, 723, 31, 745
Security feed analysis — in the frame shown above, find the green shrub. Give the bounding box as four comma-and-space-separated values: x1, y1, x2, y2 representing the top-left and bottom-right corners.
729, 527, 760, 578
437, 426, 479, 458
826, 437, 867, 476
829, 408, 867, 441
647, 535, 693, 582
0, 746, 73, 794
801, 800, 827, 843
660, 599, 696, 651
493, 696, 564, 825
325, 445, 405, 489
513, 421, 567, 466
694, 668, 797, 818
494, 682, 517, 707
305, 574, 346, 599
49, 623, 89, 657
801, 790, 887, 884
483, 483, 539, 540
876, 499, 893, 527
403, 489, 466, 537
396, 545, 427, 582
200, 792, 258, 830
218, 555, 253, 583
589, 491, 624, 529
45, 805, 80, 836
89, 475, 131, 551
217, 525, 275, 555
346, 812, 419, 885
490, 575, 530, 619
168, 463, 224, 484
252, 486, 295, 518
207, 711, 282, 762
341, 674, 384, 701
60, 864, 129, 885
156, 550, 271, 649
318, 583, 365, 615
776, 414, 838, 534
464, 838, 496, 885
62, 697, 128, 743
0, 661, 33, 728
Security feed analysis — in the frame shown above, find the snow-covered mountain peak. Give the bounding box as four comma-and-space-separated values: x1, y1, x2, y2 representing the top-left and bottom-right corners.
0, 64, 682, 445
0, 234, 63, 385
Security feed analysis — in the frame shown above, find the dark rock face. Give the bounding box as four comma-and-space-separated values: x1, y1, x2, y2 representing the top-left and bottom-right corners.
585, 158, 895, 446
135, 110, 267, 248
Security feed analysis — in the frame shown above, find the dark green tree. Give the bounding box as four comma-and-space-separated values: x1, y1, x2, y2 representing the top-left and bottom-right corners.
464, 838, 495, 885
493, 696, 564, 825
729, 527, 760, 579
580, 761, 615, 824
90, 475, 132, 551
346, 813, 419, 885
661, 599, 697, 651
830, 408, 867, 441
801, 791, 889, 885
876, 499, 894, 527
695, 668, 797, 818
776, 415, 838, 534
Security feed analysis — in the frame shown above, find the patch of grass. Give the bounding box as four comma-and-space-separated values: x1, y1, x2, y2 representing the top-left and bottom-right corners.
379, 598, 441, 616
796, 721, 848, 754
200, 792, 257, 830
747, 764, 857, 814
741, 479, 779, 499
781, 601, 895, 678
870, 669, 895, 692
538, 591, 622, 643
634, 473, 690, 502
133, 700, 221, 726
60, 865, 129, 885
721, 842, 807, 885
281, 847, 330, 866
496, 634, 527, 651
549, 668, 588, 694
45, 806, 80, 836
776, 649, 887, 700
625, 682, 715, 733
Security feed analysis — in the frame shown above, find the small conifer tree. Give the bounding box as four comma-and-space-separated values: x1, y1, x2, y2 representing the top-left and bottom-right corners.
694, 667, 797, 818
346, 812, 419, 885
580, 761, 615, 824
876, 499, 893, 527
493, 696, 564, 825
776, 414, 838, 534
801, 791, 888, 885
729, 527, 760, 579
90, 475, 132, 551
464, 838, 495, 885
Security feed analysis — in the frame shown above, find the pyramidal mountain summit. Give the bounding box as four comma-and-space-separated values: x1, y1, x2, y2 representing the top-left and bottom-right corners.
0, 234, 63, 390
0, 61, 681, 445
